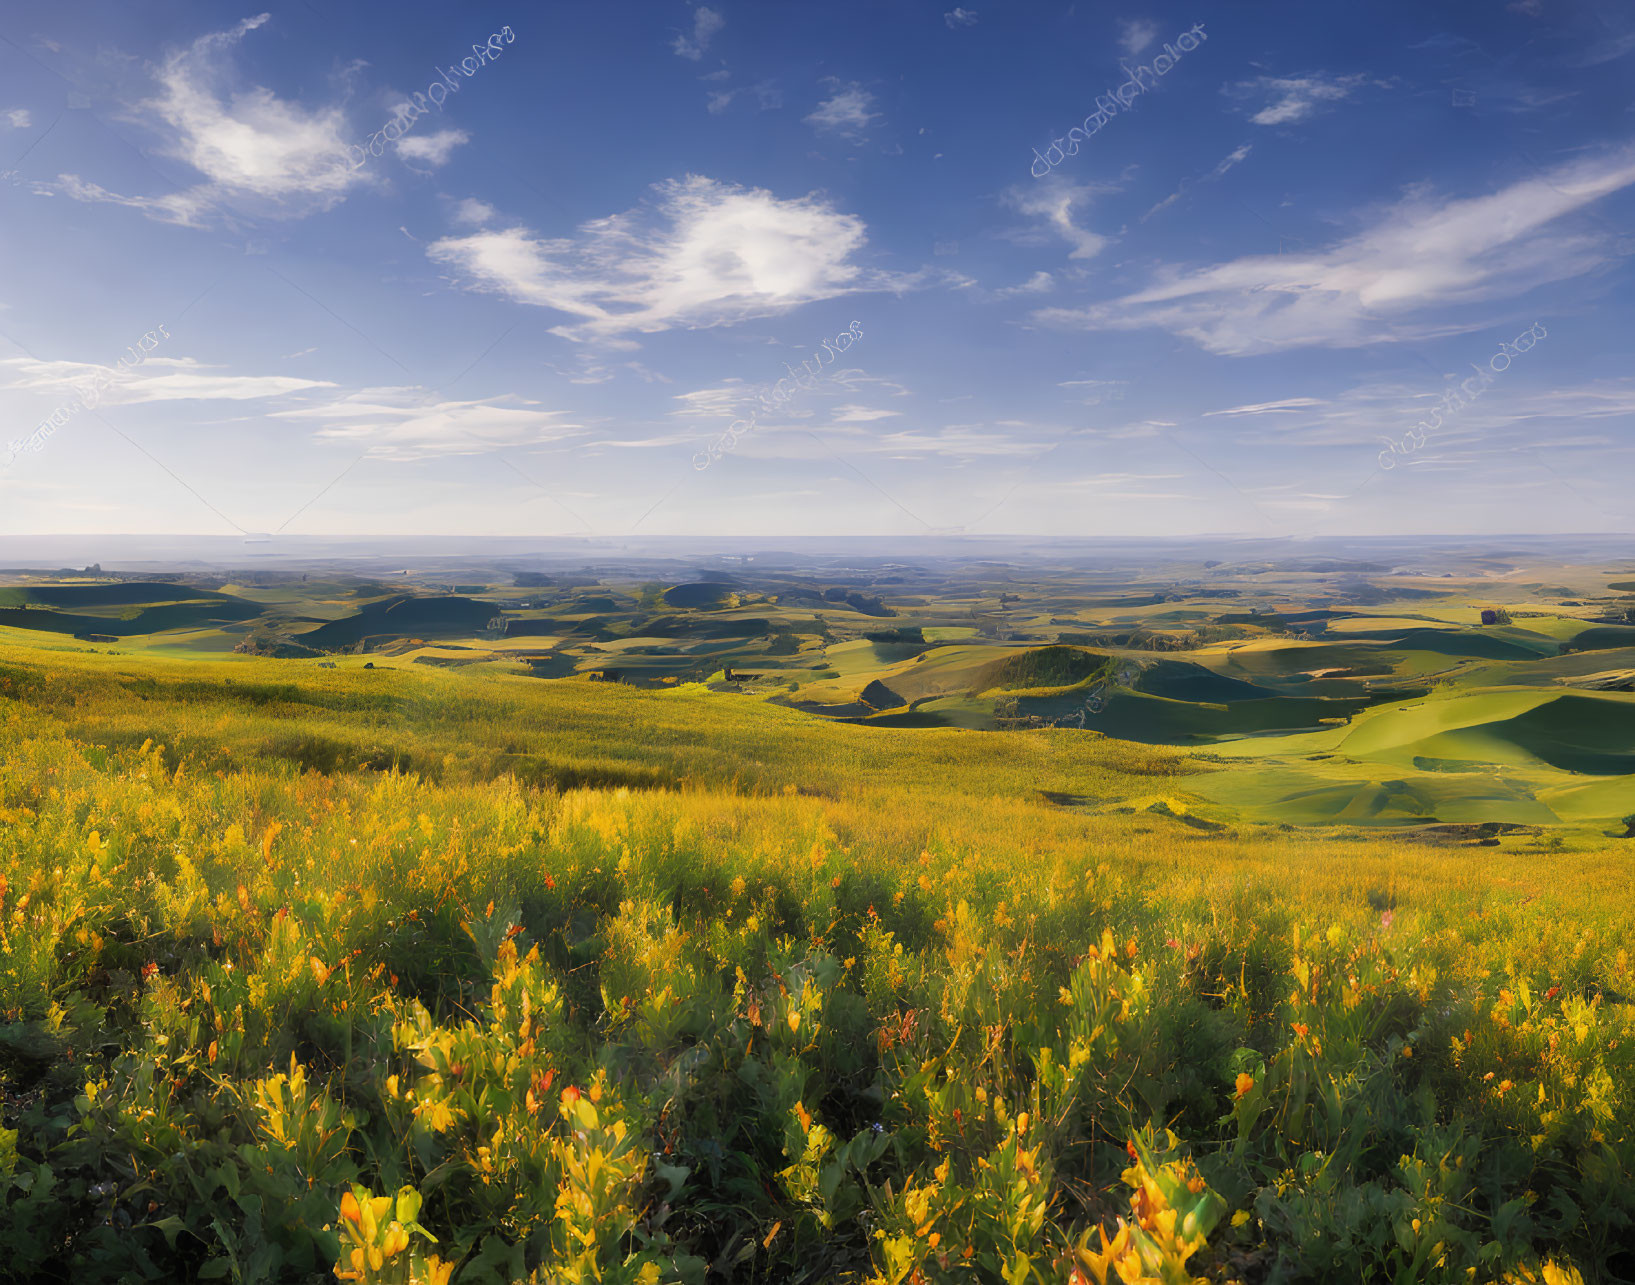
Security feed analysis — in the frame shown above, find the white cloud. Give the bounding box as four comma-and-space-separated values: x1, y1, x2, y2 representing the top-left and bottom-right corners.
670, 382, 768, 420
1230, 73, 1371, 126
56, 14, 365, 225
53, 175, 218, 226
580, 429, 702, 450
1084, 419, 1178, 439
1119, 19, 1158, 57
1003, 181, 1111, 260
804, 79, 880, 139
452, 198, 495, 225
4, 109, 30, 129
705, 80, 781, 115
1143, 143, 1252, 221
1203, 397, 1327, 417
268, 387, 584, 460
673, 7, 725, 60
1180, 376, 1635, 460
427, 175, 885, 340
397, 129, 468, 167
1036, 146, 1635, 354
832, 405, 902, 423
944, 8, 979, 29
994, 271, 1055, 298
1569, 27, 1635, 67
0, 354, 334, 404
870, 425, 1050, 457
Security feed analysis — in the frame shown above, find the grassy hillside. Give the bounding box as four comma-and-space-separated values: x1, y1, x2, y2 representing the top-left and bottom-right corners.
0, 637, 1631, 1284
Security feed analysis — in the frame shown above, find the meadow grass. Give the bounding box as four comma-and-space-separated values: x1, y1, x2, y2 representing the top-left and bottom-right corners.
0, 637, 1630, 1283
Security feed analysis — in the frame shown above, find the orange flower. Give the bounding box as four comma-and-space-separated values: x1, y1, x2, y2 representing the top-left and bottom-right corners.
1235, 1072, 1255, 1100
424, 1257, 455, 1285
340, 1190, 362, 1225
1292, 1023, 1309, 1039
561, 1084, 581, 1107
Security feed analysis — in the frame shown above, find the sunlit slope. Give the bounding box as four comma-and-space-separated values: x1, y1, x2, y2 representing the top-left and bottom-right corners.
0, 634, 1198, 810
1187, 686, 1635, 824
1336, 689, 1635, 774
1184, 759, 1564, 826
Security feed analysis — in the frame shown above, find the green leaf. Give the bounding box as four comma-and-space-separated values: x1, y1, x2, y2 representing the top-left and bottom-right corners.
653, 1160, 690, 1201
143, 1214, 189, 1250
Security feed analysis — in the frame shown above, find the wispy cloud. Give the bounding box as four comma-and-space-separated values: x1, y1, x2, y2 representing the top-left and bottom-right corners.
833, 404, 902, 423
1568, 26, 1635, 68
994, 271, 1055, 299
1203, 397, 1327, 417
706, 80, 781, 115
428, 176, 888, 340
4, 108, 31, 129
804, 79, 880, 140
1003, 180, 1113, 261
56, 14, 364, 226
673, 7, 725, 60
1036, 145, 1635, 354
1119, 18, 1158, 57
397, 129, 469, 168
451, 198, 495, 225
268, 387, 584, 460
1228, 72, 1372, 126
867, 425, 1053, 457
1143, 143, 1252, 221
944, 8, 979, 29
0, 355, 334, 404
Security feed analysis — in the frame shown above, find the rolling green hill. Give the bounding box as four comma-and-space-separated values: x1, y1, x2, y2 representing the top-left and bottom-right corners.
297, 595, 498, 648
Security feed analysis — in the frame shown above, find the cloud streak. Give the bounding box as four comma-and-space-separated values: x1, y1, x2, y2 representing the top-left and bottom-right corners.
1229, 72, 1373, 126
268, 387, 584, 460
0, 355, 335, 404
1036, 146, 1635, 354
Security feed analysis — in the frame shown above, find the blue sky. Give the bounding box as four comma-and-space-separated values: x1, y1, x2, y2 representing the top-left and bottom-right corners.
0, 0, 1632, 539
